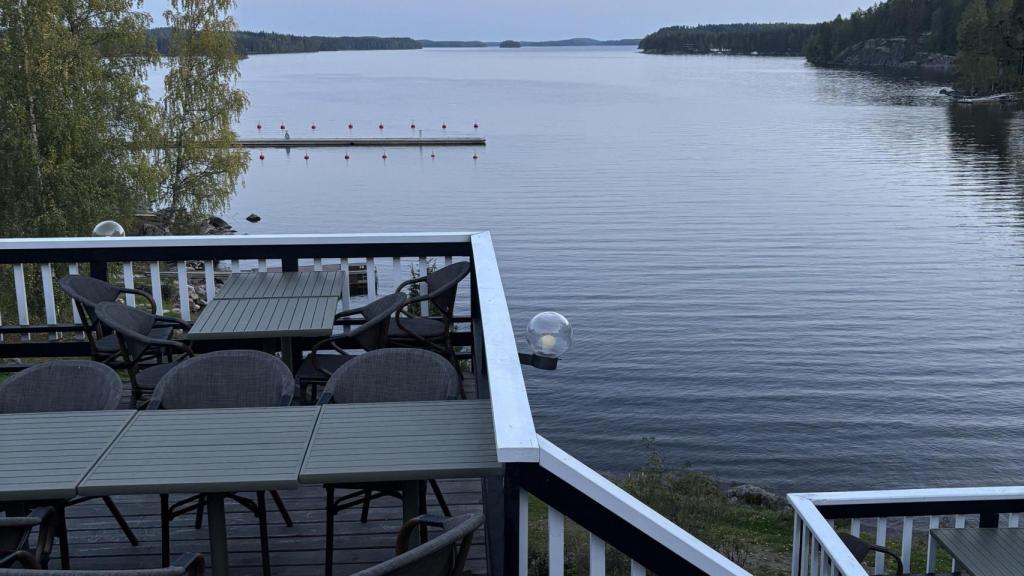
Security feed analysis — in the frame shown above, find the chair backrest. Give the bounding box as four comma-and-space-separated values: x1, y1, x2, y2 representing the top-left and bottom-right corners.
94, 302, 160, 364
150, 350, 294, 409
350, 513, 483, 576
423, 262, 470, 319
323, 349, 459, 404
350, 293, 407, 351
58, 275, 121, 327
0, 361, 122, 413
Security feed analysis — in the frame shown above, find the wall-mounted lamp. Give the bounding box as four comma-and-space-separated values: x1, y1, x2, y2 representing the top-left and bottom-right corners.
519, 311, 572, 370
92, 220, 126, 238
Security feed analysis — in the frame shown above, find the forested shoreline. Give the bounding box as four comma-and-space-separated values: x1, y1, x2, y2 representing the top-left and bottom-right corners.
149, 28, 421, 55
641, 0, 1024, 96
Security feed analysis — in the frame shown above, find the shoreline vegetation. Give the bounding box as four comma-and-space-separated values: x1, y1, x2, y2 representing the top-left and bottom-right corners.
148, 29, 640, 56
640, 0, 1024, 97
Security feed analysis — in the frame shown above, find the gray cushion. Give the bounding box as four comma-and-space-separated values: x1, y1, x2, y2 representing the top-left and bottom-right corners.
95, 326, 173, 354
135, 362, 181, 391
388, 317, 446, 340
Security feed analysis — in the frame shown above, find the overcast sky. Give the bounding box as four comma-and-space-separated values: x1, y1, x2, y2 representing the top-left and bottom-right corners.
142, 1, 871, 40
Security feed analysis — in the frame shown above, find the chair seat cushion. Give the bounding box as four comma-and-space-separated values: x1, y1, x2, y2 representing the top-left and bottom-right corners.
295, 353, 354, 382
96, 325, 174, 354
135, 361, 183, 391
388, 317, 446, 340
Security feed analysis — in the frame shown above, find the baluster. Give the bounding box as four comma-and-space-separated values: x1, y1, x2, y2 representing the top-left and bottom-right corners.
518, 489, 528, 576
204, 260, 216, 300
548, 507, 564, 576
951, 514, 966, 573
801, 525, 811, 576
419, 256, 428, 315
874, 518, 887, 575
177, 262, 191, 321
366, 258, 377, 299
629, 560, 645, 576
900, 517, 913, 570
40, 263, 56, 326
810, 537, 818, 576
149, 262, 164, 315
589, 533, 606, 576
445, 255, 453, 267
340, 258, 351, 311
851, 518, 861, 538
68, 263, 82, 325
791, 518, 802, 576
258, 259, 267, 272
313, 258, 323, 272
13, 264, 30, 340
230, 259, 240, 273
818, 544, 827, 576
926, 516, 940, 573
392, 257, 401, 291
122, 262, 136, 307
1010, 513, 1021, 528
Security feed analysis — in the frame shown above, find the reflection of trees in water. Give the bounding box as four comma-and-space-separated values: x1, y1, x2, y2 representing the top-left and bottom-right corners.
946, 104, 1024, 222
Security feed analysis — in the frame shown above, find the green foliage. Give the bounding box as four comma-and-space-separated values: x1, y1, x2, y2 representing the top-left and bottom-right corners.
955, 0, 1024, 93
640, 23, 815, 55
154, 0, 249, 233
0, 0, 159, 238
149, 28, 421, 55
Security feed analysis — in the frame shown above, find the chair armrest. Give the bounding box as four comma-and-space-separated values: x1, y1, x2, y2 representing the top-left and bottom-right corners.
395, 514, 450, 554
119, 288, 158, 311
334, 305, 369, 322
394, 276, 428, 294
171, 552, 206, 575
0, 549, 40, 569
154, 315, 192, 330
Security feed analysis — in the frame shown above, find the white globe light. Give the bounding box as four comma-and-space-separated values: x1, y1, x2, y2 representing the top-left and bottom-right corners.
92, 220, 125, 238
526, 312, 572, 358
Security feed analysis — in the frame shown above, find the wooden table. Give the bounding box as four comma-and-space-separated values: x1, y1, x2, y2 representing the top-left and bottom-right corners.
186, 271, 343, 369
79, 406, 320, 576
931, 528, 1024, 576
0, 410, 136, 501
300, 399, 502, 544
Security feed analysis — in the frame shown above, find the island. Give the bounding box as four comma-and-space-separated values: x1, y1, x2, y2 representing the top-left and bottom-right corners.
499, 40, 523, 48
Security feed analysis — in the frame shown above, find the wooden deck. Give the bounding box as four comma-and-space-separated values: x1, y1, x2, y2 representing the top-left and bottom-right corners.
60, 480, 488, 575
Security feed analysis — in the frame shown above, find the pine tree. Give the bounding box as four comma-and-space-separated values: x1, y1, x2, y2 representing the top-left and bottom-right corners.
0, 0, 158, 237
155, 0, 249, 233
955, 0, 999, 94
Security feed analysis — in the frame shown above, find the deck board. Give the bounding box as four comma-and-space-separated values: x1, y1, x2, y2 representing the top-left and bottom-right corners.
60, 479, 487, 575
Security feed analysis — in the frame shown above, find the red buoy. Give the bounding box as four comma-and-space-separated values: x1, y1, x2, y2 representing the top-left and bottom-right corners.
473, 153, 478, 160
304, 153, 310, 161
474, 122, 479, 129
379, 123, 384, 130
280, 124, 286, 130
430, 152, 436, 159
311, 124, 317, 130
382, 152, 388, 160
410, 122, 416, 129
257, 123, 262, 131
348, 123, 353, 130
442, 123, 447, 130
344, 152, 350, 160
259, 153, 265, 160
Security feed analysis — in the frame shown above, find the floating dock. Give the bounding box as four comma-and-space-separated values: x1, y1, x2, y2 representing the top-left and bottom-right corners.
237, 137, 485, 148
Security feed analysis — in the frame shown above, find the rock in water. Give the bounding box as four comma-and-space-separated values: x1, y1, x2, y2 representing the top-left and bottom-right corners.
246, 213, 261, 223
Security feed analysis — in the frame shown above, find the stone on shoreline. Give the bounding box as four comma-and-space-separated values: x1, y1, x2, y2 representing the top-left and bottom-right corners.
726, 484, 785, 509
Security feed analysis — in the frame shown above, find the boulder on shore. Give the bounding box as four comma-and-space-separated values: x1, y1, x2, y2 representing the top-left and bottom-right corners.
726, 484, 785, 509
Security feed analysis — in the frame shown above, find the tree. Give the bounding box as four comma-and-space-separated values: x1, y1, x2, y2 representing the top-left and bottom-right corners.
155, 0, 249, 233
955, 0, 999, 94
0, 0, 158, 238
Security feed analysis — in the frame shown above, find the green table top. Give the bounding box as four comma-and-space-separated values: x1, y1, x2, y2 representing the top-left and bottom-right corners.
217, 271, 345, 300
931, 528, 1024, 576
0, 410, 137, 501
78, 406, 320, 496
300, 400, 502, 484
186, 296, 338, 340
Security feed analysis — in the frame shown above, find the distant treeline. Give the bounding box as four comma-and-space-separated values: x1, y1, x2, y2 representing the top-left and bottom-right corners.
421, 37, 639, 48
641, 0, 1024, 96
640, 24, 814, 55
149, 28, 421, 55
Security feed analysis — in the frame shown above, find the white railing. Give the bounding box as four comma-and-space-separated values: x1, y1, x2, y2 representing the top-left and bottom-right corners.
789, 486, 1024, 576
517, 435, 752, 576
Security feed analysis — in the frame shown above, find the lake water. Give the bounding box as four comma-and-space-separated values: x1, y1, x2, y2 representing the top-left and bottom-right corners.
202, 47, 1024, 492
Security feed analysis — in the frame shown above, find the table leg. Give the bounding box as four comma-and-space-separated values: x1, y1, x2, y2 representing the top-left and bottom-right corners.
402, 481, 422, 547
206, 493, 229, 576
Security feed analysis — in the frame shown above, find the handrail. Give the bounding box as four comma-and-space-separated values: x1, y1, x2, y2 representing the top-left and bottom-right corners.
533, 435, 752, 576
788, 494, 868, 576
470, 232, 539, 463
0, 232, 475, 249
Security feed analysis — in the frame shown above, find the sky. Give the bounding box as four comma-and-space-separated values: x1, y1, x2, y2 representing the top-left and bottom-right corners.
142, 1, 872, 41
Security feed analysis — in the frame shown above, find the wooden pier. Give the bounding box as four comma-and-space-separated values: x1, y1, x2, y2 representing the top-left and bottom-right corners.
237, 137, 485, 148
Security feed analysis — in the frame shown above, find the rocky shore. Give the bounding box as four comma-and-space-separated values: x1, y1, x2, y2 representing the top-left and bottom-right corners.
831, 36, 954, 75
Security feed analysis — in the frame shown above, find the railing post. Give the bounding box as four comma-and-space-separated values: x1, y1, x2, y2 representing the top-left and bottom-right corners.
483, 464, 521, 576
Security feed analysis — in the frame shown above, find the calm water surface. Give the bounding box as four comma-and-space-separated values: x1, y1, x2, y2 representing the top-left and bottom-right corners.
204, 47, 1024, 492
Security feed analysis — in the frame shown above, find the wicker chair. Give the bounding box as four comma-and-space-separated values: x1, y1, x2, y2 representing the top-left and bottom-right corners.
293, 292, 407, 403
0, 362, 138, 567
148, 351, 295, 576
1, 550, 204, 575
389, 261, 470, 364
349, 513, 483, 576
93, 302, 192, 407
0, 507, 57, 570
319, 349, 461, 575
58, 275, 170, 365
